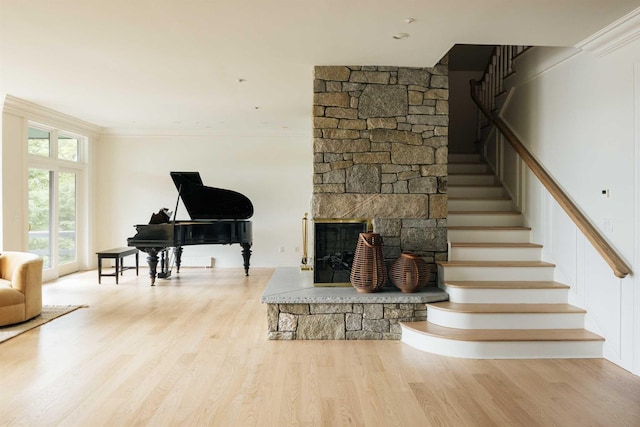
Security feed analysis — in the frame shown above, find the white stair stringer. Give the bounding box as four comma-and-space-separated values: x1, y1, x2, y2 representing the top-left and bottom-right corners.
400, 155, 604, 359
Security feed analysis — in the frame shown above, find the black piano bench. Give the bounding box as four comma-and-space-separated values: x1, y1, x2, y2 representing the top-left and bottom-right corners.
96, 247, 139, 284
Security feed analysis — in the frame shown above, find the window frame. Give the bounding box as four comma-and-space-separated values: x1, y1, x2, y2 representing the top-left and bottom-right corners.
26, 122, 88, 279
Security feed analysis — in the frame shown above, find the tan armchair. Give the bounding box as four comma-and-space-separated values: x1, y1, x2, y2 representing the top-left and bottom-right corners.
0, 251, 43, 327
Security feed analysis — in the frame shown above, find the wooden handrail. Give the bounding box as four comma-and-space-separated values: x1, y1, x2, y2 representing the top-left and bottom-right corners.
470, 79, 631, 279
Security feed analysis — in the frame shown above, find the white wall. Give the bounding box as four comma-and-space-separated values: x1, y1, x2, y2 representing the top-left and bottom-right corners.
2, 97, 314, 273
1, 111, 26, 251
96, 133, 312, 269
495, 41, 640, 374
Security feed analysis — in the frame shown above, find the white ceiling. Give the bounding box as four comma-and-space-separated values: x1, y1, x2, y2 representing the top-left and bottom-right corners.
2, 0, 639, 136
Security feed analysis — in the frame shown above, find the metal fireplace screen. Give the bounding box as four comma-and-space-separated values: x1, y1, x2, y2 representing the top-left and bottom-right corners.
313, 218, 371, 286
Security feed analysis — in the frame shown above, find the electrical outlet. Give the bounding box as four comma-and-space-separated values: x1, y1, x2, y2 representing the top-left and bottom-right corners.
601, 189, 610, 198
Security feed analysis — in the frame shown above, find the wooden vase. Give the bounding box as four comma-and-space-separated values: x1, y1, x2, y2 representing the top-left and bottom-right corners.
350, 232, 386, 293
390, 252, 430, 293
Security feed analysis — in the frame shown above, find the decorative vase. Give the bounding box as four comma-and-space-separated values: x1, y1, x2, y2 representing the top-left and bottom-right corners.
350, 232, 386, 293
390, 252, 430, 293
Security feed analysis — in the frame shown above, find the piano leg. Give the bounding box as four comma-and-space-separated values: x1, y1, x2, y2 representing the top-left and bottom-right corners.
145, 248, 159, 286
174, 246, 183, 273
241, 242, 252, 276
160, 250, 167, 274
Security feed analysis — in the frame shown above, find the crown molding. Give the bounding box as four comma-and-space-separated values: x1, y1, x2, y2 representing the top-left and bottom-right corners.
576, 7, 640, 56
1, 94, 103, 136
100, 129, 310, 139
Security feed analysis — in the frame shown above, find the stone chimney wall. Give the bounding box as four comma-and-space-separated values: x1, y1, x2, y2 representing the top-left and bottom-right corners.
312, 63, 449, 284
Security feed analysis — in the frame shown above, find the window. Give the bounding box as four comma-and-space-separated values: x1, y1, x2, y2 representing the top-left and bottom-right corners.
27, 124, 86, 276
27, 127, 50, 156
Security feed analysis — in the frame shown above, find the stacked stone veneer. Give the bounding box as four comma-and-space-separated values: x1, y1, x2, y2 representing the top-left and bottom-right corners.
267, 302, 427, 340
312, 63, 449, 284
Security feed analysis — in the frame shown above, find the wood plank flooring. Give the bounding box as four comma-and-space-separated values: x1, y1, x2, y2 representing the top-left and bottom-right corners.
0, 268, 638, 426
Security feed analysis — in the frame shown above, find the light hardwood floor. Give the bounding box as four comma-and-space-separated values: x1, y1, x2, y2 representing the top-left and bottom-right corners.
0, 267, 639, 426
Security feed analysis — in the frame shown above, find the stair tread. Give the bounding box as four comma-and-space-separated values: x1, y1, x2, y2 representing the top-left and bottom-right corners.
449, 197, 511, 201
450, 242, 543, 248
449, 226, 531, 230
448, 172, 495, 176
428, 302, 586, 314
401, 321, 604, 342
437, 261, 555, 268
443, 281, 570, 289
448, 184, 502, 188
448, 211, 521, 215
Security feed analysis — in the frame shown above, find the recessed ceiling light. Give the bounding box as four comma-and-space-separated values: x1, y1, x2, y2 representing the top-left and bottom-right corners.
393, 33, 409, 40
405, 18, 415, 24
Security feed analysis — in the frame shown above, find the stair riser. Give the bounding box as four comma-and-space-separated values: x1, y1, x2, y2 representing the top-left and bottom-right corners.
441, 285, 569, 304
401, 327, 603, 359
448, 214, 523, 227
448, 174, 497, 185
449, 163, 489, 174
427, 309, 585, 330
449, 154, 481, 163
439, 266, 555, 282
450, 246, 542, 261
448, 229, 531, 243
448, 186, 505, 198
449, 199, 513, 211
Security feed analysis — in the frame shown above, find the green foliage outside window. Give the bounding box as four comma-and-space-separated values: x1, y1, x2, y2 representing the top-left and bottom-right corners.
27, 127, 81, 266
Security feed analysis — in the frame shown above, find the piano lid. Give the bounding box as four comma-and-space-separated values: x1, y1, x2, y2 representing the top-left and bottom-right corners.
170, 171, 254, 220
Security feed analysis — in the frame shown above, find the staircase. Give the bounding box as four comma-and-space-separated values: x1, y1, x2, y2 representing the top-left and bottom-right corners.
401, 153, 604, 359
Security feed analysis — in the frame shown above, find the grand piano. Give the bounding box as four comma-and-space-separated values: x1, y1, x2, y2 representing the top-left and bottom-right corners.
127, 172, 253, 285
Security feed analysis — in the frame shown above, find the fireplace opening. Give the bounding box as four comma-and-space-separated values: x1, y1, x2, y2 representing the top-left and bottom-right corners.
313, 218, 371, 286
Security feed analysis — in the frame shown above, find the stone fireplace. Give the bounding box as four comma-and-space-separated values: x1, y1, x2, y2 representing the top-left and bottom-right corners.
261, 61, 451, 340
312, 63, 449, 282
313, 218, 370, 285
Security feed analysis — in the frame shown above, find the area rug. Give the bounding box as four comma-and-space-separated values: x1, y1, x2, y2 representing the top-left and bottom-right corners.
0, 305, 87, 344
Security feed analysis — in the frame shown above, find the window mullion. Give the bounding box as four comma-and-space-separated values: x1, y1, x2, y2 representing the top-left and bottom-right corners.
50, 169, 59, 267
51, 129, 58, 160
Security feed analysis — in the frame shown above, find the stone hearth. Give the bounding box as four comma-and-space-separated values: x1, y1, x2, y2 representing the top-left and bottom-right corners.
262, 267, 448, 340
